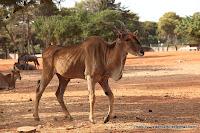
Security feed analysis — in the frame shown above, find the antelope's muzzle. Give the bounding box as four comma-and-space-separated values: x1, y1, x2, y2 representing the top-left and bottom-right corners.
138, 49, 144, 56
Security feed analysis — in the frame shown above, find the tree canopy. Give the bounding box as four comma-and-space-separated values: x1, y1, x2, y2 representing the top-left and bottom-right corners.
175, 12, 200, 42
140, 21, 158, 45
75, 0, 124, 13
158, 12, 181, 37
0, 1, 200, 58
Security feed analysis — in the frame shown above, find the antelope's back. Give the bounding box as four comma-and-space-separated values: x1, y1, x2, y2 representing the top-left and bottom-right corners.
42, 45, 63, 68
42, 45, 86, 79
0, 73, 8, 88
41, 37, 108, 79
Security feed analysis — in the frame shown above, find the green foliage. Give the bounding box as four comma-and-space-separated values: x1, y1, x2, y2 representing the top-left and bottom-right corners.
75, 0, 123, 13
74, 0, 139, 41
175, 12, 200, 42
0, 0, 24, 6
2, 0, 200, 57
33, 10, 121, 44
34, 2, 59, 16
75, 0, 101, 12
33, 15, 63, 42
33, 44, 42, 53
0, 7, 11, 55
81, 10, 122, 40
158, 12, 181, 37
60, 7, 76, 16
1, 0, 143, 55
0, 0, 55, 6
33, 9, 140, 45
33, 10, 89, 45
81, 10, 140, 41
121, 11, 140, 32
140, 21, 158, 45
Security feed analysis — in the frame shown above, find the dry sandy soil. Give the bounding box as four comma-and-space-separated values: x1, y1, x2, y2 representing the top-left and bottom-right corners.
0, 51, 200, 133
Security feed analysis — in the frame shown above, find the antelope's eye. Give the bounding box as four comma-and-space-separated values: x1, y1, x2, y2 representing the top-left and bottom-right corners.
125, 39, 130, 42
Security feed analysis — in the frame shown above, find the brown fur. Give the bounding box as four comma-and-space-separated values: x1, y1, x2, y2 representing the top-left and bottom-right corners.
33, 21, 144, 123
0, 70, 21, 90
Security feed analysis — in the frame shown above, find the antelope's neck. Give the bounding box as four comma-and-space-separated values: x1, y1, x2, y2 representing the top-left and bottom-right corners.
105, 41, 127, 80
106, 41, 126, 66
6, 74, 14, 85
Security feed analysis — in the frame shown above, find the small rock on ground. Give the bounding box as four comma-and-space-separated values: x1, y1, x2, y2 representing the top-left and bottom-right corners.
17, 126, 36, 133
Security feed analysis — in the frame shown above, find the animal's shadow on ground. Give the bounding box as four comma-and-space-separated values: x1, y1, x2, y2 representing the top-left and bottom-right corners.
124, 65, 178, 72
127, 55, 172, 59
118, 74, 200, 89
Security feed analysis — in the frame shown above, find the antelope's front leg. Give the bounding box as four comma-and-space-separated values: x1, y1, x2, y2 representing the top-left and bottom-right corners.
104, 90, 114, 123
99, 78, 114, 123
86, 75, 96, 123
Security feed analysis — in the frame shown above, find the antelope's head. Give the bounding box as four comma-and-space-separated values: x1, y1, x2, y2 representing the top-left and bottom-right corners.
12, 69, 22, 80
101, 20, 144, 56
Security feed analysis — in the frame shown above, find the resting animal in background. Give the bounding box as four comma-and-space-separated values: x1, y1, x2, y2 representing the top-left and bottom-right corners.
18, 54, 40, 69
14, 63, 36, 70
0, 69, 21, 90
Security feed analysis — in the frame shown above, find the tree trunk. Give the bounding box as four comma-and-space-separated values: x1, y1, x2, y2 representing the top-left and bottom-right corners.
31, 39, 35, 54
174, 34, 178, 51
167, 34, 170, 51
2, 44, 8, 59
27, 19, 31, 54
45, 39, 49, 49
4, 25, 21, 56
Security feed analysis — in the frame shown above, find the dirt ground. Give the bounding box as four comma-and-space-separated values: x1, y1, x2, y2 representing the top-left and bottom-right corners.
0, 51, 200, 133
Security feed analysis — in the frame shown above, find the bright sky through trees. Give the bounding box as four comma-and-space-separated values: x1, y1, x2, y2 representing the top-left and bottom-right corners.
62, 0, 200, 22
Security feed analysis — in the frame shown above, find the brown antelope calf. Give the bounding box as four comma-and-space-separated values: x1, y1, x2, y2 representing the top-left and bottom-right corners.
0, 69, 21, 90
33, 20, 144, 123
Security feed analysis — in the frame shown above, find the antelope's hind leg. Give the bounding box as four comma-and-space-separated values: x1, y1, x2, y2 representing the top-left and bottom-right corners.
56, 74, 73, 120
86, 75, 96, 123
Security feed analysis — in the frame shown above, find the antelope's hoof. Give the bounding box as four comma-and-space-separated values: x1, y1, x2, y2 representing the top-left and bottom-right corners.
65, 116, 73, 121
33, 114, 40, 121
104, 115, 110, 123
34, 117, 40, 121
89, 118, 96, 124
90, 120, 96, 124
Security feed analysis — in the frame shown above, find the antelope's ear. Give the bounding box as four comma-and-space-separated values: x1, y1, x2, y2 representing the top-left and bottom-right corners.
133, 30, 138, 35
